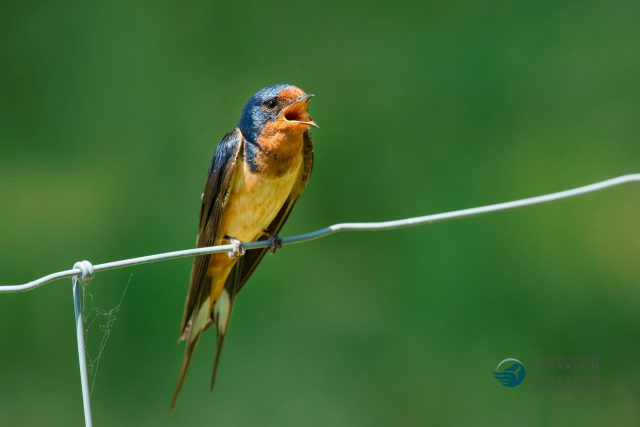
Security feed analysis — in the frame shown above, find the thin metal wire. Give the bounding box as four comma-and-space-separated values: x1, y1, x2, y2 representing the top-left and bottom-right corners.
0, 173, 638, 293
73, 276, 93, 427
70, 261, 95, 427
1, 173, 639, 427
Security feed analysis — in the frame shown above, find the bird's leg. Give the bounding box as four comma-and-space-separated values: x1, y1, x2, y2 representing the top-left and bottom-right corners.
224, 235, 246, 259
263, 230, 283, 254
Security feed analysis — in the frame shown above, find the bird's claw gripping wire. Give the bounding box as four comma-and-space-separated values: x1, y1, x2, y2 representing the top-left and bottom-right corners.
264, 231, 283, 254
225, 236, 246, 259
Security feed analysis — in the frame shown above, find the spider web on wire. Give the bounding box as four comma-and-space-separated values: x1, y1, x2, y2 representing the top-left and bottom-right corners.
81, 274, 133, 396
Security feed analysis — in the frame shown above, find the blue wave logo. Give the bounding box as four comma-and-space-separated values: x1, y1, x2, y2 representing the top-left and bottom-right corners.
493, 358, 526, 387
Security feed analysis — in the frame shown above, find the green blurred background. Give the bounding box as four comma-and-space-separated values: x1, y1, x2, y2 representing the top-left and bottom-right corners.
1, 0, 639, 425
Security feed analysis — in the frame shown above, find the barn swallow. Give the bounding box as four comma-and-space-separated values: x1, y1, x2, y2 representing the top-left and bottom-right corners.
171, 84, 317, 407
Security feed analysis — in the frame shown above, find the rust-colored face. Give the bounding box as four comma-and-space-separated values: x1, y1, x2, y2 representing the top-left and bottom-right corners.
239, 84, 318, 143
275, 86, 318, 130
250, 85, 316, 175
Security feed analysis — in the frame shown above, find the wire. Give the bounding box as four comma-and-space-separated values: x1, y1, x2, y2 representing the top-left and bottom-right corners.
0, 173, 638, 293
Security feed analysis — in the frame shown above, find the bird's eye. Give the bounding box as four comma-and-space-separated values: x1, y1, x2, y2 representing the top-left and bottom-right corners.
264, 98, 278, 109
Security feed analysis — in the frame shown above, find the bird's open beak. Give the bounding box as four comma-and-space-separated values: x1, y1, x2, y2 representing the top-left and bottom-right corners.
280, 94, 318, 128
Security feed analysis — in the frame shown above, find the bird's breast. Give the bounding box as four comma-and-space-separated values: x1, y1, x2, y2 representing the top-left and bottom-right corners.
217, 149, 302, 243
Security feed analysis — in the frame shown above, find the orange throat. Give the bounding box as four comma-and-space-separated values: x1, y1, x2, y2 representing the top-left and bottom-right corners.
253, 123, 305, 177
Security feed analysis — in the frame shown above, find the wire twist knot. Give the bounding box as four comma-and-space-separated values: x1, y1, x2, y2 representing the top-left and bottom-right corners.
73, 260, 95, 282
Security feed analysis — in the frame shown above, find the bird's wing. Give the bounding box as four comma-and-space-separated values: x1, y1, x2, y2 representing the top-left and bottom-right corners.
171, 129, 243, 409
229, 129, 314, 295
179, 128, 243, 337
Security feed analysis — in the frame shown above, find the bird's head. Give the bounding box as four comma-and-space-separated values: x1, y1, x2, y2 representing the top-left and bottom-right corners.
238, 83, 317, 142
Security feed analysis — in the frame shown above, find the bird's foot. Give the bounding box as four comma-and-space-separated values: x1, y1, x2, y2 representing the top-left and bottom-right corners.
264, 231, 283, 254
225, 236, 246, 259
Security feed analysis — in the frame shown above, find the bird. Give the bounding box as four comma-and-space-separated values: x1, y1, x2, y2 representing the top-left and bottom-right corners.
171, 83, 317, 408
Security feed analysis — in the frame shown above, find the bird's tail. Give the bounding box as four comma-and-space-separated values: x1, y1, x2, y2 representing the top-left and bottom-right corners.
171, 333, 200, 409
171, 296, 212, 409
171, 259, 242, 408
210, 258, 243, 391
211, 330, 227, 390
171, 287, 236, 408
